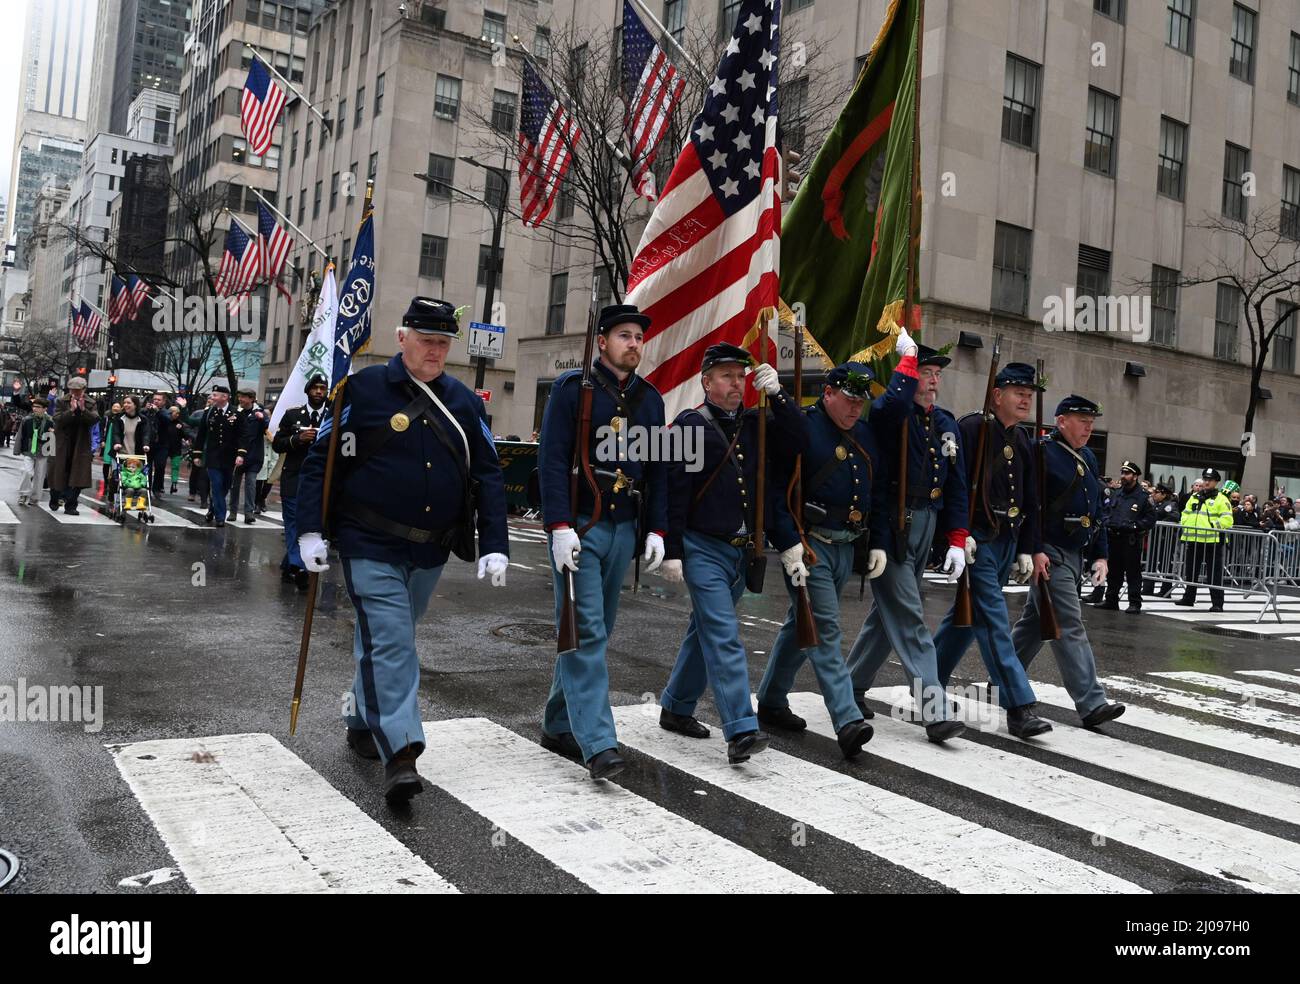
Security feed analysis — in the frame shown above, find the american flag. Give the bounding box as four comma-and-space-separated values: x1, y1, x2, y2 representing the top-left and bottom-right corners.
622, 0, 686, 200
240, 57, 287, 158
128, 275, 151, 318
69, 301, 81, 343
517, 60, 581, 227
627, 0, 782, 421
226, 231, 264, 316
215, 220, 259, 296
257, 201, 293, 289
108, 275, 132, 324
77, 301, 101, 346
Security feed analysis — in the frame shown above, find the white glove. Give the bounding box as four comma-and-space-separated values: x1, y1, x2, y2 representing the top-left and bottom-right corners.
941, 544, 966, 582
643, 532, 665, 572
1013, 554, 1033, 584
477, 552, 508, 587
298, 532, 330, 572
1090, 559, 1108, 586
867, 548, 887, 579
964, 535, 977, 564
550, 527, 580, 573
659, 559, 683, 583
752, 363, 780, 396
894, 326, 917, 358
779, 544, 808, 587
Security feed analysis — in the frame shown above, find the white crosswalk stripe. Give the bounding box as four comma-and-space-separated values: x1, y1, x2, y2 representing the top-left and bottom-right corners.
1238, 670, 1300, 686
1149, 671, 1300, 710
0, 500, 19, 524
1101, 675, 1300, 739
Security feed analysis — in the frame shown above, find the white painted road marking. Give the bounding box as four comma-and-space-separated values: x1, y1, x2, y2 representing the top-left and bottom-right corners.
1150, 671, 1300, 710
1101, 676, 1300, 740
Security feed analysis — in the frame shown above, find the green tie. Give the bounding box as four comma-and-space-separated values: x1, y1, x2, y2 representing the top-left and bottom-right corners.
29, 420, 39, 456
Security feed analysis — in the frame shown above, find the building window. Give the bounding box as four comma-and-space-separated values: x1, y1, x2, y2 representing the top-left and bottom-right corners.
1291, 34, 1300, 104
719, 0, 743, 38
289, 129, 298, 167
557, 179, 574, 219
1094, 0, 1124, 21
227, 182, 243, 211
546, 273, 568, 335
420, 4, 444, 28
1077, 245, 1112, 329
368, 152, 379, 179
426, 154, 454, 198
355, 87, 365, 127
534, 26, 552, 61
1157, 116, 1187, 200
611, 23, 623, 92
478, 244, 502, 286
304, 121, 312, 159
419, 234, 447, 279
435, 76, 461, 120
783, 77, 809, 155
336, 99, 346, 137
1215, 283, 1241, 362
1230, 3, 1255, 83
991, 222, 1032, 316
1167, 0, 1195, 53
1002, 54, 1040, 150
482, 10, 507, 46
492, 89, 517, 133
1222, 142, 1250, 221
1282, 166, 1300, 240
485, 168, 507, 210
286, 194, 293, 221
569, 44, 588, 90
313, 181, 322, 219
298, 187, 305, 223
1276, 304, 1298, 373
1084, 88, 1118, 176
664, 0, 687, 42
330, 172, 340, 211
1151, 265, 1179, 348
374, 73, 385, 117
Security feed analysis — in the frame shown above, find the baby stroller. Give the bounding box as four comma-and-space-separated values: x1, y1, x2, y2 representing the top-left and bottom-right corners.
107, 452, 156, 525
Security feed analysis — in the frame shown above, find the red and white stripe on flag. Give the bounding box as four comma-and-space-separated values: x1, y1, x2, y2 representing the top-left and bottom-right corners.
517, 61, 581, 228
621, 0, 686, 201
626, 0, 782, 422
240, 57, 287, 157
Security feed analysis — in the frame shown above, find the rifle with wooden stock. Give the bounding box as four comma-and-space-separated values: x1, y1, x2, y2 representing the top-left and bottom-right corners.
1035, 357, 1061, 640
953, 334, 1002, 626
788, 319, 819, 649
556, 279, 603, 656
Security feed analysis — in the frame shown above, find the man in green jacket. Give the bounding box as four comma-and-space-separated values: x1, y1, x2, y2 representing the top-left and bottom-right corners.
1175, 467, 1234, 611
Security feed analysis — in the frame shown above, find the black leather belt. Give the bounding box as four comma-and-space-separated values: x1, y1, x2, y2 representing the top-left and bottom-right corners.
906, 494, 936, 509
710, 533, 751, 548
342, 498, 453, 545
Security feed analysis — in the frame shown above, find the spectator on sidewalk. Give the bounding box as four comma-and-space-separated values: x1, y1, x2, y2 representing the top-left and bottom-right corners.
49, 378, 99, 515
13, 401, 54, 506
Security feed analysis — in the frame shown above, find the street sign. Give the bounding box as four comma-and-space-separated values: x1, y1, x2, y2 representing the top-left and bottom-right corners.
468, 321, 506, 360
475, 389, 492, 404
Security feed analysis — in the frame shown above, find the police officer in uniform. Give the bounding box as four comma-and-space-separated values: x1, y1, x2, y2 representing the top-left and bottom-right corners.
538, 303, 667, 780
1175, 467, 1234, 612
1010, 395, 1126, 727
273, 373, 330, 587
846, 343, 972, 742
755, 333, 920, 753
296, 298, 510, 806
1097, 461, 1156, 611
189, 385, 240, 527
932, 363, 1052, 739
657, 343, 807, 763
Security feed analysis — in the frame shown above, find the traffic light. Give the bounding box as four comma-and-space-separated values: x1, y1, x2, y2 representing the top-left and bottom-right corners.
107, 374, 118, 385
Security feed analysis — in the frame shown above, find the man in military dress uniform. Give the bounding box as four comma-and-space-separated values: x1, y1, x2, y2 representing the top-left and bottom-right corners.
296, 298, 510, 806
1010, 395, 1126, 727
845, 343, 972, 742
189, 385, 240, 527
537, 304, 667, 781
1097, 461, 1157, 612
657, 343, 807, 763
932, 363, 1052, 739
273, 373, 330, 587
754, 333, 921, 756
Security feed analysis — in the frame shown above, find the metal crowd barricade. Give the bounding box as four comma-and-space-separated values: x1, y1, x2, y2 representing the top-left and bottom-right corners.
1139, 521, 1283, 623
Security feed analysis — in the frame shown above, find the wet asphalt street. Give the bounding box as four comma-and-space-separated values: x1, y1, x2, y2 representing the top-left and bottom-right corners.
2, 450, 1300, 896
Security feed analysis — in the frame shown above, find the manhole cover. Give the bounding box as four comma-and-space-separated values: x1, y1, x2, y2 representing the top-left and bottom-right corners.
0, 849, 18, 890
492, 621, 556, 645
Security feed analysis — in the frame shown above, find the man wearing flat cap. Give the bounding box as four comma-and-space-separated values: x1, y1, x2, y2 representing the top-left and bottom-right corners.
845, 336, 972, 743
296, 297, 510, 807
657, 341, 807, 764
1010, 395, 1125, 728
754, 330, 922, 756
1175, 467, 1233, 612
1097, 460, 1156, 612
933, 362, 1053, 739
537, 302, 668, 780
273, 372, 331, 587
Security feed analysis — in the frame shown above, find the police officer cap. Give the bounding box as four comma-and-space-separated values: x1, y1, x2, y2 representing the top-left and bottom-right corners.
598, 303, 651, 334
304, 373, 328, 392
1054, 394, 1102, 417
701, 342, 753, 372
1156, 483, 1174, 495
401, 296, 460, 337
826, 361, 875, 399
1202, 467, 1222, 482
212, 384, 231, 395
916, 344, 951, 369
995, 362, 1042, 390
1120, 460, 1141, 476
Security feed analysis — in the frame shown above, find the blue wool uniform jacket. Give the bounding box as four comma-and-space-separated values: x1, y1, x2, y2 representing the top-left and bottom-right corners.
538, 360, 668, 535
1039, 430, 1108, 561
957, 412, 1040, 555
1105, 483, 1157, 534
665, 388, 808, 561
296, 355, 509, 568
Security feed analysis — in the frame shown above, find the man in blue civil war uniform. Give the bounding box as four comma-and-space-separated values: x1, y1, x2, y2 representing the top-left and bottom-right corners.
1010, 395, 1126, 727
1097, 460, 1157, 612
296, 297, 510, 806
537, 303, 668, 781
932, 362, 1052, 739
753, 334, 921, 757
656, 343, 808, 764
845, 342, 972, 742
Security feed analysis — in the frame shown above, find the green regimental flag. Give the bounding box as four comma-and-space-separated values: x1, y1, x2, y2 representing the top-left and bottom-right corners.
780, 0, 920, 372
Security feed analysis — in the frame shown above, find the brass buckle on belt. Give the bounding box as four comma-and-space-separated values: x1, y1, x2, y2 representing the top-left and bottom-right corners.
612, 468, 630, 493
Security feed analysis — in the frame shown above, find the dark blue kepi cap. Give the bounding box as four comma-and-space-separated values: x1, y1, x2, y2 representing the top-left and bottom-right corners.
598, 303, 651, 334
401, 297, 460, 337
1055, 394, 1103, 417
916, 344, 951, 368
995, 362, 1043, 390
701, 342, 752, 372
826, 361, 875, 399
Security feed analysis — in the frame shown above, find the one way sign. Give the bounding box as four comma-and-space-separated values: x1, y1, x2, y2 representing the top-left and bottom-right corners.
468, 321, 506, 360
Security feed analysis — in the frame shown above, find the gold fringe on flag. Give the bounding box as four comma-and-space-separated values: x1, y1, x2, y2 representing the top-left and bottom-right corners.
846, 298, 905, 364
